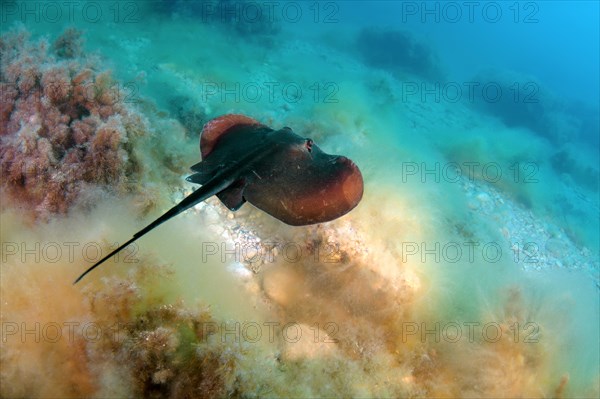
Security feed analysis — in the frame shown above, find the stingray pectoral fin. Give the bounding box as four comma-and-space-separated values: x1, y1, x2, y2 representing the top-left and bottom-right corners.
216, 179, 247, 211
200, 114, 261, 158
74, 176, 233, 284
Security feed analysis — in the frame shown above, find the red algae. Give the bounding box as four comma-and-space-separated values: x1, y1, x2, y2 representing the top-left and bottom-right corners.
0, 28, 150, 218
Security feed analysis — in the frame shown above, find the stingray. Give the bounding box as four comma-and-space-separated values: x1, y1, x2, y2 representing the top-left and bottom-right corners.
74, 114, 363, 284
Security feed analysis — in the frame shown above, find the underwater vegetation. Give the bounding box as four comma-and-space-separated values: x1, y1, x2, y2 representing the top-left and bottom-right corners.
550, 148, 599, 192
0, 27, 143, 218
0, 252, 242, 399
3, 202, 592, 398
356, 28, 443, 81
0, 27, 194, 220
470, 70, 599, 147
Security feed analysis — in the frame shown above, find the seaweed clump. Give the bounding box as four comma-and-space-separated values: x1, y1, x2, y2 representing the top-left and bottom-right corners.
550, 149, 599, 192
356, 27, 443, 80
0, 28, 153, 218
51, 27, 84, 59
82, 264, 249, 399
469, 69, 600, 148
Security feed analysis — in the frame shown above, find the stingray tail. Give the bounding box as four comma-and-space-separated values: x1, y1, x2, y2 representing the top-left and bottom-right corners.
73, 177, 232, 284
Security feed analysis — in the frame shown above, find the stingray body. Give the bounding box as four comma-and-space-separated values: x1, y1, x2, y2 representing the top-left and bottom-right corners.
74, 114, 363, 283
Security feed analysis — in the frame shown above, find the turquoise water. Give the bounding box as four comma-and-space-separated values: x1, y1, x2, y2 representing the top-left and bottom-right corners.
1, 1, 598, 398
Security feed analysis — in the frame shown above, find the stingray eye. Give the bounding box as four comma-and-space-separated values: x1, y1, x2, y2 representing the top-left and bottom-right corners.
305, 139, 313, 153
